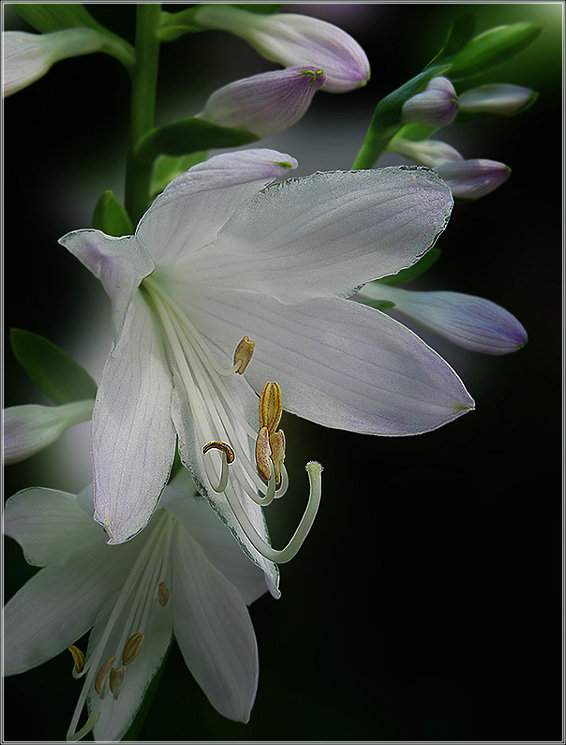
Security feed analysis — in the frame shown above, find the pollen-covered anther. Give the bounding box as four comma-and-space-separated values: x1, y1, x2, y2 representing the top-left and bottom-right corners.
233, 335, 255, 374
259, 381, 282, 433
203, 440, 235, 464
68, 645, 85, 675
158, 581, 170, 607
94, 656, 116, 695
255, 426, 272, 482
109, 666, 125, 699
269, 429, 286, 484
122, 631, 144, 666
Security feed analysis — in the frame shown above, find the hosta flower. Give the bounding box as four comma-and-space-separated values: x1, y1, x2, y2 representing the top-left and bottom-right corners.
59, 148, 474, 563
357, 283, 527, 355
401, 76, 458, 127
199, 66, 326, 138
192, 5, 370, 93
4, 482, 267, 740
2, 29, 103, 97
3, 400, 94, 464
459, 83, 536, 116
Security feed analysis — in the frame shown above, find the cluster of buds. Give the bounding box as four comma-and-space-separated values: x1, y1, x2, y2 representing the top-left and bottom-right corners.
391, 76, 535, 199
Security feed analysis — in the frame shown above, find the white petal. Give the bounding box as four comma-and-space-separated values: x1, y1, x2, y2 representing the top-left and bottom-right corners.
184, 166, 453, 302
164, 493, 268, 605
58, 230, 154, 339
3, 399, 93, 464
136, 149, 298, 268
171, 523, 259, 722
3, 541, 138, 675
4, 487, 103, 566
92, 294, 177, 544
3, 29, 103, 97
183, 289, 475, 436
363, 284, 528, 355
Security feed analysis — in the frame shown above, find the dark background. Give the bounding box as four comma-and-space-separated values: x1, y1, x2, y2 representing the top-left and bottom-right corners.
3, 3, 563, 742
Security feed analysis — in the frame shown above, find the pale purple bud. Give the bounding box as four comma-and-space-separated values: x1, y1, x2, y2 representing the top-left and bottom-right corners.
401, 76, 458, 128
193, 5, 370, 93
458, 84, 536, 116
435, 159, 511, 200
2, 29, 103, 97
389, 137, 463, 168
199, 66, 326, 138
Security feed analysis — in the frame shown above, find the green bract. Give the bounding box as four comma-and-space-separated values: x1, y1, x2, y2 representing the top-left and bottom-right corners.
92, 191, 134, 237
150, 152, 208, 199
376, 248, 442, 287
10, 329, 97, 405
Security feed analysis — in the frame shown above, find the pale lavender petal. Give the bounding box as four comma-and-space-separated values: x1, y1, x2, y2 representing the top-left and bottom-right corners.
182, 288, 475, 436
181, 166, 453, 302
402, 77, 458, 127
459, 84, 535, 115
436, 159, 511, 200
194, 5, 370, 93
92, 294, 176, 544
171, 523, 259, 722
3, 400, 93, 465
200, 66, 326, 137
58, 230, 154, 339
136, 149, 297, 267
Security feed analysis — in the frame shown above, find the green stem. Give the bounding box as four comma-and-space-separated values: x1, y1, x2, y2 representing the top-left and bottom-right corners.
125, 4, 162, 225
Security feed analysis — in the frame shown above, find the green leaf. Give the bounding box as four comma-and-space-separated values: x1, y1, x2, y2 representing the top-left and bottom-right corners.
135, 117, 258, 163
377, 248, 442, 287
394, 122, 438, 143
10, 329, 97, 405
14, 3, 103, 33
92, 191, 134, 237
442, 22, 543, 81
429, 12, 477, 65
351, 64, 451, 169
365, 299, 396, 312
150, 152, 208, 199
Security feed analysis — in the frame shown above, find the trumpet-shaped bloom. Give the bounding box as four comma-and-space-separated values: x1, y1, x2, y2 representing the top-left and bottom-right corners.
199, 66, 326, 138
2, 29, 104, 97
401, 76, 458, 127
59, 148, 474, 560
193, 5, 370, 93
357, 283, 527, 355
4, 483, 267, 740
3, 400, 94, 464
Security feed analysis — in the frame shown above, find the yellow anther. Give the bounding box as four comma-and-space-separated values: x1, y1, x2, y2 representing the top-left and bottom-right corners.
259, 381, 282, 433
269, 429, 286, 485
255, 426, 272, 482
233, 336, 255, 374
158, 581, 170, 607
203, 440, 235, 464
122, 631, 144, 666
68, 645, 85, 674
94, 656, 116, 695
109, 667, 125, 699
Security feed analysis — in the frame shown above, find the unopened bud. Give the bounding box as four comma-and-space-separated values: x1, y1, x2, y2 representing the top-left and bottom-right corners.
435, 158, 511, 200
458, 83, 536, 116
402, 77, 458, 128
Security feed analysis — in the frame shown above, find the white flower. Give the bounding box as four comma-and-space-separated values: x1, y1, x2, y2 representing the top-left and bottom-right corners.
4, 482, 267, 740
192, 5, 370, 93
2, 29, 104, 97
199, 66, 326, 138
3, 400, 94, 464
58, 148, 473, 563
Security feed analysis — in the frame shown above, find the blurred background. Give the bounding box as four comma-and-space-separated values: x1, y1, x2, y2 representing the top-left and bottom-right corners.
3, 2, 563, 741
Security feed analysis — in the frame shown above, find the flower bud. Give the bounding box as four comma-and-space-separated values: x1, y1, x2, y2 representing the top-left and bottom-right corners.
193, 5, 370, 93
401, 77, 458, 127
199, 66, 326, 138
389, 137, 463, 168
3, 29, 103, 97
435, 159, 511, 200
458, 83, 536, 116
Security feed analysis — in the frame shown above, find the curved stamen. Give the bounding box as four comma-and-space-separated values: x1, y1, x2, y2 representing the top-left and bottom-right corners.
224, 461, 323, 563
203, 442, 234, 492
274, 464, 289, 499
66, 711, 99, 742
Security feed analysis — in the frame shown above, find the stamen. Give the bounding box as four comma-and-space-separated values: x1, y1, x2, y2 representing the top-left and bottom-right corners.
233, 336, 255, 374
203, 440, 235, 463
94, 656, 115, 696
122, 631, 144, 666
275, 464, 289, 499
255, 426, 272, 481
68, 645, 85, 675
224, 460, 323, 563
259, 381, 283, 433
66, 711, 100, 742
203, 440, 235, 492
158, 581, 170, 607
269, 429, 286, 485
109, 667, 125, 699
